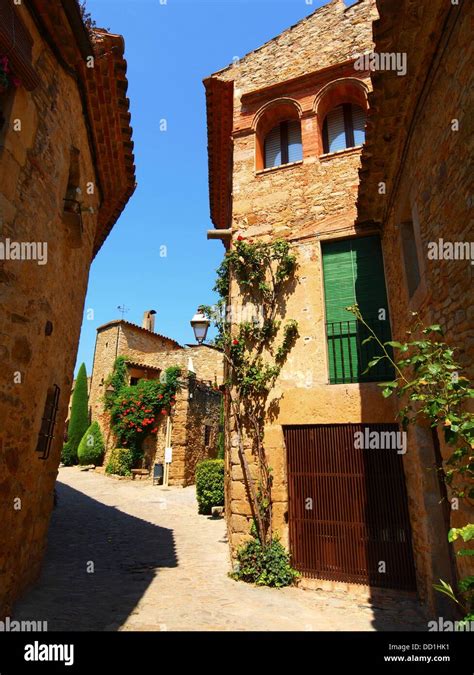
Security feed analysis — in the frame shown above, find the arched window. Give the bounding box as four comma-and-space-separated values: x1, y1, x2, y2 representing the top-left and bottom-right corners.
322, 104, 366, 154
264, 120, 302, 169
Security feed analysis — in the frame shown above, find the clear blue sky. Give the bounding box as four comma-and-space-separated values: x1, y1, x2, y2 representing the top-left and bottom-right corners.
76, 0, 328, 376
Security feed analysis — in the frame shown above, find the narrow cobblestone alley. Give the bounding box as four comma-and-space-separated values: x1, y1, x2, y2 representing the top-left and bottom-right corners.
14, 468, 427, 632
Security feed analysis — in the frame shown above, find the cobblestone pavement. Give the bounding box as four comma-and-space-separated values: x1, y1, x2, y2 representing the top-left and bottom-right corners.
14, 467, 428, 631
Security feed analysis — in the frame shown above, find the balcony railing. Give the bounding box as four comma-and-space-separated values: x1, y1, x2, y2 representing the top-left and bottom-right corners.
326, 318, 395, 384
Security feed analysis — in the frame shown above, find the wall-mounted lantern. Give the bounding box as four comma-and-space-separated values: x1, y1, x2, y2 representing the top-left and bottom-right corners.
190, 307, 210, 345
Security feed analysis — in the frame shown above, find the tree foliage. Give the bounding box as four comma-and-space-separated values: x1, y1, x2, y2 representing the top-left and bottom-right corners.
105, 359, 182, 466
62, 363, 89, 466
78, 421, 105, 466
347, 305, 474, 622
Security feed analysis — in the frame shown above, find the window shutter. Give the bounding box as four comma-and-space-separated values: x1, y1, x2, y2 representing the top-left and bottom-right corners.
36, 384, 61, 460
352, 105, 366, 147
264, 125, 281, 168
322, 236, 392, 383
326, 105, 347, 153
322, 240, 357, 383
287, 120, 302, 163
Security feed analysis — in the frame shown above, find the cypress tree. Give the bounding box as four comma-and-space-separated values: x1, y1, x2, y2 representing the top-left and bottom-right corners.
62, 363, 89, 466
78, 421, 105, 466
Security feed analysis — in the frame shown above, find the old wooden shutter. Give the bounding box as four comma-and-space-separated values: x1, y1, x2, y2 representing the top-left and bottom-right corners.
325, 105, 346, 153
287, 120, 302, 163
264, 125, 281, 168
0, 0, 39, 90
322, 236, 393, 383
352, 105, 366, 146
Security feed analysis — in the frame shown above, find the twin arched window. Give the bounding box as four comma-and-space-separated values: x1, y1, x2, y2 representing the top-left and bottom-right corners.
261, 102, 366, 169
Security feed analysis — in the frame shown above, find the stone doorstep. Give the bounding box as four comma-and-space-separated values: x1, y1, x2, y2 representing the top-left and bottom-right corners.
297, 576, 422, 612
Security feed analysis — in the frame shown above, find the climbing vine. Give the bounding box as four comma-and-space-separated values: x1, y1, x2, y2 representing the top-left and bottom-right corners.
347, 305, 474, 623
204, 237, 299, 550
105, 358, 181, 458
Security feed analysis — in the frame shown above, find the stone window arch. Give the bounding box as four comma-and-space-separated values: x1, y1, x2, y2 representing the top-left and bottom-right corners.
314, 78, 369, 155
253, 98, 303, 171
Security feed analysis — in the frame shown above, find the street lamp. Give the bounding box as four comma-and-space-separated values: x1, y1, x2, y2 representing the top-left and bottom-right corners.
190, 307, 210, 345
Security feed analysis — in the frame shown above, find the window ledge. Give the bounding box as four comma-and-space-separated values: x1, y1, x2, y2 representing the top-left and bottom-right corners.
256, 160, 303, 176
319, 145, 363, 161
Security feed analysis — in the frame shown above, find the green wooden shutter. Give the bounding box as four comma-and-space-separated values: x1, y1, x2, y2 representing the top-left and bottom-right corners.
322, 236, 393, 383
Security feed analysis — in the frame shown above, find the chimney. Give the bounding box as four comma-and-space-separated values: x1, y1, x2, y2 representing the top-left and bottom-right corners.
142, 310, 156, 332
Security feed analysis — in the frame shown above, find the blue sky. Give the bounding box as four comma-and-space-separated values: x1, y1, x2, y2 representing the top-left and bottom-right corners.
76, 0, 329, 376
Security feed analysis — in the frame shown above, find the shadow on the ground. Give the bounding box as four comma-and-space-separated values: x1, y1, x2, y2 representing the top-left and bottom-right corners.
13, 480, 177, 631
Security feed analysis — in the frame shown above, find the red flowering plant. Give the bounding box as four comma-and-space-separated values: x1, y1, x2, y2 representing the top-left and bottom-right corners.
106, 363, 181, 459
0, 56, 21, 93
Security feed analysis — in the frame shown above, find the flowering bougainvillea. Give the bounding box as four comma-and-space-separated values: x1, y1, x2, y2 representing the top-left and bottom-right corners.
106, 362, 181, 455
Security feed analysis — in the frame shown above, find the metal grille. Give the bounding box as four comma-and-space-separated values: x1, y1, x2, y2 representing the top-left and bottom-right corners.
326, 317, 395, 384
284, 424, 417, 591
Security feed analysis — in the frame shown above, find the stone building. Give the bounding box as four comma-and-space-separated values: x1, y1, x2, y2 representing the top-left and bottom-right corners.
88, 311, 224, 486
356, 0, 473, 599
204, 0, 468, 613
0, 0, 135, 614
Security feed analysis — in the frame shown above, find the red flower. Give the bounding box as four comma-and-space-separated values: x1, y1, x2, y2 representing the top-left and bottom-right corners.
137, 428, 142, 433
237, 235, 243, 241
161, 410, 167, 415
232, 339, 239, 345
158, 394, 163, 400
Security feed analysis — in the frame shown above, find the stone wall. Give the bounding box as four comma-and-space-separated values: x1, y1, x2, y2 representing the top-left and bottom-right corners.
88, 321, 224, 486
374, 2, 473, 596
184, 383, 221, 486
206, 0, 453, 610
207, 0, 389, 553
0, 7, 99, 614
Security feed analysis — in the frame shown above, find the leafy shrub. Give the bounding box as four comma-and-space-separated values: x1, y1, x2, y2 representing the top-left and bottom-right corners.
105, 447, 135, 477
78, 421, 105, 466
232, 528, 299, 588
195, 459, 224, 514
62, 363, 89, 466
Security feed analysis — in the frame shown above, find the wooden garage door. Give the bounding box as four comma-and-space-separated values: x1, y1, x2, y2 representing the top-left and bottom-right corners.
284, 424, 417, 591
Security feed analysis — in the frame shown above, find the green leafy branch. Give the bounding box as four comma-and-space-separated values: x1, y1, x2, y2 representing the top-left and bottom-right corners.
347, 304, 474, 621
